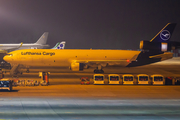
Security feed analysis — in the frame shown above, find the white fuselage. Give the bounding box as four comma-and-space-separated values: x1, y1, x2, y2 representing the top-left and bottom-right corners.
0, 43, 49, 50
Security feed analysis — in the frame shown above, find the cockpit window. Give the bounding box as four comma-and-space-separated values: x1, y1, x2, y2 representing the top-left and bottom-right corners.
6, 54, 13, 56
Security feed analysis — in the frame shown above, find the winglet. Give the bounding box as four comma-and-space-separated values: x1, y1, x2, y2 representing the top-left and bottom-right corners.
19, 42, 23, 47
17, 42, 23, 49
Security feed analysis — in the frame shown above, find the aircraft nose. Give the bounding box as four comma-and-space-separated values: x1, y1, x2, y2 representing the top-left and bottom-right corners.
3, 55, 12, 62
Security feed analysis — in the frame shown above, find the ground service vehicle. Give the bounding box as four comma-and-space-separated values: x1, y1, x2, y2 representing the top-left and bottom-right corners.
12, 79, 26, 86
175, 77, 180, 85
151, 74, 164, 85
123, 74, 134, 84
137, 74, 149, 84
80, 77, 90, 85
26, 80, 35, 86
34, 80, 39, 86
40, 80, 48, 86
93, 74, 105, 84
0, 78, 12, 91
12, 79, 19, 86
108, 74, 120, 84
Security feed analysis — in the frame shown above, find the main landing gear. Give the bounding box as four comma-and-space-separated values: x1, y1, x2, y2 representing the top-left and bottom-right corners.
94, 69, 104, 73
26, 69, 29, 73
94, 65, 104, 73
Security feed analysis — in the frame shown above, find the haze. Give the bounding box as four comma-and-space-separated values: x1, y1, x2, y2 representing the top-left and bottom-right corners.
0, 0, 179, 49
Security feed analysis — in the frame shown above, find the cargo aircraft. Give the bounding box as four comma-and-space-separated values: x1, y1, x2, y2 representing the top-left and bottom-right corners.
3, 23, 180, 75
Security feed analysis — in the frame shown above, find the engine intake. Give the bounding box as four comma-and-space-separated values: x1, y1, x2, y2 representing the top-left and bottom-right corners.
140, 41, 180, 52
140, 41, 169, 52
70, 63, 84, 71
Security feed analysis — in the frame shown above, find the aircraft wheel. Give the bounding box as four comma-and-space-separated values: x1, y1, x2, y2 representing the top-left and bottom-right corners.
26, 69, 29, 73
94, 69, 98, 73
100, 70, 104, 73
94, 69, 104, 73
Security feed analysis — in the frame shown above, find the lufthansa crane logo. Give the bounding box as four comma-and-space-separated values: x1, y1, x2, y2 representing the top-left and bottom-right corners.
160, 30, 170, 41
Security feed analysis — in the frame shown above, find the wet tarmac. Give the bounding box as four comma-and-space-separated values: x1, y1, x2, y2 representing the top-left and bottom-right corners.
0, 98, 180, 120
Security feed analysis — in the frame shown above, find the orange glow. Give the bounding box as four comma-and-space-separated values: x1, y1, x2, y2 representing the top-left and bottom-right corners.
161, 42, 167, 52
127, 59, 130, 62
139, 41, 144, 49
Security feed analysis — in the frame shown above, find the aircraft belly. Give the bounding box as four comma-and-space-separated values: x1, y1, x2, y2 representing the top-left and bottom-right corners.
32, 57, 70, 67
107, 62, 129, 67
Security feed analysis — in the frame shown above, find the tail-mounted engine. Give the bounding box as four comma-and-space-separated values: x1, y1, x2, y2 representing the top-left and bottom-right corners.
140, 41, 180, 52
70, 62, 84, 71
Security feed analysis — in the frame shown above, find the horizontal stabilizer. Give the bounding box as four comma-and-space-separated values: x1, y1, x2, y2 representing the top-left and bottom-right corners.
149, 52, 173, 61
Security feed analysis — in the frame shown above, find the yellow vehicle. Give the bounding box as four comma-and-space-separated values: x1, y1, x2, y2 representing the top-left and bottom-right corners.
93, 74, 105, 85
151, 74, 164, 85
108, 74, 120, 84
137, 74, 149, 84
0, 78, 12, 91
123, 74, 134, 84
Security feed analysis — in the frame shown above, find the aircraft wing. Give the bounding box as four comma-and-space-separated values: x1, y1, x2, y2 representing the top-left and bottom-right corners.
73, 54, 139, 65
74, 59, 129, 63
72, 59, 132, 67
71, 54, 139, 67
2, 42, 23, 52
13, 42, 23, 50
19, 42, 23, 48
149, 52, 173, 61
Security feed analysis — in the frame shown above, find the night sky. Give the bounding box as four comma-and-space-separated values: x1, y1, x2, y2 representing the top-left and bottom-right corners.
0, 0, 180, 50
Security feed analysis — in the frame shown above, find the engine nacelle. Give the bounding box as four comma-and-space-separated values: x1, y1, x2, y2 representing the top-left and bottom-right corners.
70, 62, 84, 71
140, 41, 170, 52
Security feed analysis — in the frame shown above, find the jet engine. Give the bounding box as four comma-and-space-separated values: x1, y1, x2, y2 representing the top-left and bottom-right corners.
140, 41, 180, 52
140, 41, 169, 52
70, 62, 84, 71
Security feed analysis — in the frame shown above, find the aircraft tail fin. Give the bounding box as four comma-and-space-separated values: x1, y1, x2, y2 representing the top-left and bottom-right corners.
150, 23, 176, 42
140, 23, 177, 51
52, 41, 66, 49
35, 32, 49, 45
